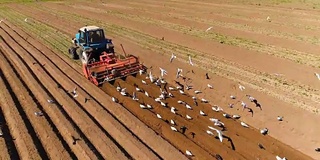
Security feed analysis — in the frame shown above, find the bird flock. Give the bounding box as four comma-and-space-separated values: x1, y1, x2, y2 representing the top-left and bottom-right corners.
106, 52, 296, 159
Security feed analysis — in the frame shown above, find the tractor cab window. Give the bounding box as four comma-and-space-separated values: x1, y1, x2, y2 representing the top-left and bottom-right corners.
79, 31, 86, 43
89, 30, 103, 44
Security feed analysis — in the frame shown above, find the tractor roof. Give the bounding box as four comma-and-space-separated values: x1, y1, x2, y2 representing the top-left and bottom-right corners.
79, 26, 101, 32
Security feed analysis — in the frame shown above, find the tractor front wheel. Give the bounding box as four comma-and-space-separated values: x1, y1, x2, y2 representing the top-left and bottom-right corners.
69, 46, 79, 60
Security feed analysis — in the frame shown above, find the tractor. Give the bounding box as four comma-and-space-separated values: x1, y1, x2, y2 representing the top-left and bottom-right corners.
69, 25, 146, 86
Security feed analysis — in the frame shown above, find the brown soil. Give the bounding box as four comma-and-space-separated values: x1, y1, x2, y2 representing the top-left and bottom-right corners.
0, 0, 318, 159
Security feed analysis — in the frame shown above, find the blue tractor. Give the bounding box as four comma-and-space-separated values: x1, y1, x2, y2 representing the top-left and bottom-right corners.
68, 25, 114, 60
68, 25, 146, 85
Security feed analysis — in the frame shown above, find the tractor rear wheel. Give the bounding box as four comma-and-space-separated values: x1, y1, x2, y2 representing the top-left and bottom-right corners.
69, 46, 79, 60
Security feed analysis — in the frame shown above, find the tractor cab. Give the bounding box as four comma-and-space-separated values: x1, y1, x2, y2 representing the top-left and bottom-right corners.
69, 25, 114, 60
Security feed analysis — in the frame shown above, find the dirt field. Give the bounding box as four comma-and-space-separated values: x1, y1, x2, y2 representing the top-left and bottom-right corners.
0, 0, 319, 159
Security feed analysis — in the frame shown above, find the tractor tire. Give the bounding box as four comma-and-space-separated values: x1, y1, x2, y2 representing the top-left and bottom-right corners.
76, 48, 83, 59
69, 46, 79, 60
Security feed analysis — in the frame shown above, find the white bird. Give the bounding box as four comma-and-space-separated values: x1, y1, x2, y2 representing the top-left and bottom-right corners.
155, 97, 161, 102
34, 111, 43, 116
205, 26, 213, 32
145, 91, 149, 97
179, 90, 185, 95
135, 87, 141, 92
0, 19, 3, 23
241, 101, 247, 110
160, 101, 167, 107
230, 95, 236, 99
120, 91, 127, 96
168, 92, 174, 97
223, 113, 231, 118
241, 121, 249, 128
186, 85, 192, 90
186, 115, 192, 120
159, 67, 168, 77
177, 100, 185, 104
206, 130, 214, 136
24, 18, 28, 22
149, 71, 155, 83
239, 84, 245, 91
147, 104, 153, 109
120, 87, 126, 92
47, 99, 55, 103
212, 106, 223, 112
232, 115, 241, 119
71, 87, 78, 97
156, 114, 162, 119
260, 128, 268, 135
192, 96, 196, 100
315, 72, 320, 80
176, 68, 182, 78
170, 53, 177, 63
185, 104, 192, 110
186, 150, 193, 156
200, 98, 208, 103
171, 107, 177, 114
209, 118, 224, 127
207, 84, 213, 89
139, 69, 144, 75
112, 97, 118, 103
266, 16, 271, 22
200, 110, 206, 116
132, 92, 139, 101
116, 85, 121, 92
171, 126, 178, 132
188, 55, 194, 66
168, 86, 175, 90
276, 155, 287, 160
140, 104, 147, 109
160, 79, 167, 84
142, 80, 147, 84
194, 90, 201, 94
159, 94, 165, 100
176, 86, 183, 90
277, 116, 283, 121
170, 119, 176, 125
208, 126, 223, 142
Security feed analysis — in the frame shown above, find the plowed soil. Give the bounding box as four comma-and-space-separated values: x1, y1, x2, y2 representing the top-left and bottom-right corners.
0, 0, 318, 159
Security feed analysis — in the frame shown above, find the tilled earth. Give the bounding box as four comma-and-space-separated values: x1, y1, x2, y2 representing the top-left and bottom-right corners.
0, 0, 317, 159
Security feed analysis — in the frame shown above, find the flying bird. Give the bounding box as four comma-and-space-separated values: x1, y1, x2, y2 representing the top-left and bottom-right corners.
205, 26, 213, 32
208, 126, 223, 142
159, 67, 168, 77
241, 121, 249, 128
188, 55, 194, 66
170, 53, 177, 63
176, 68, 182, 78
